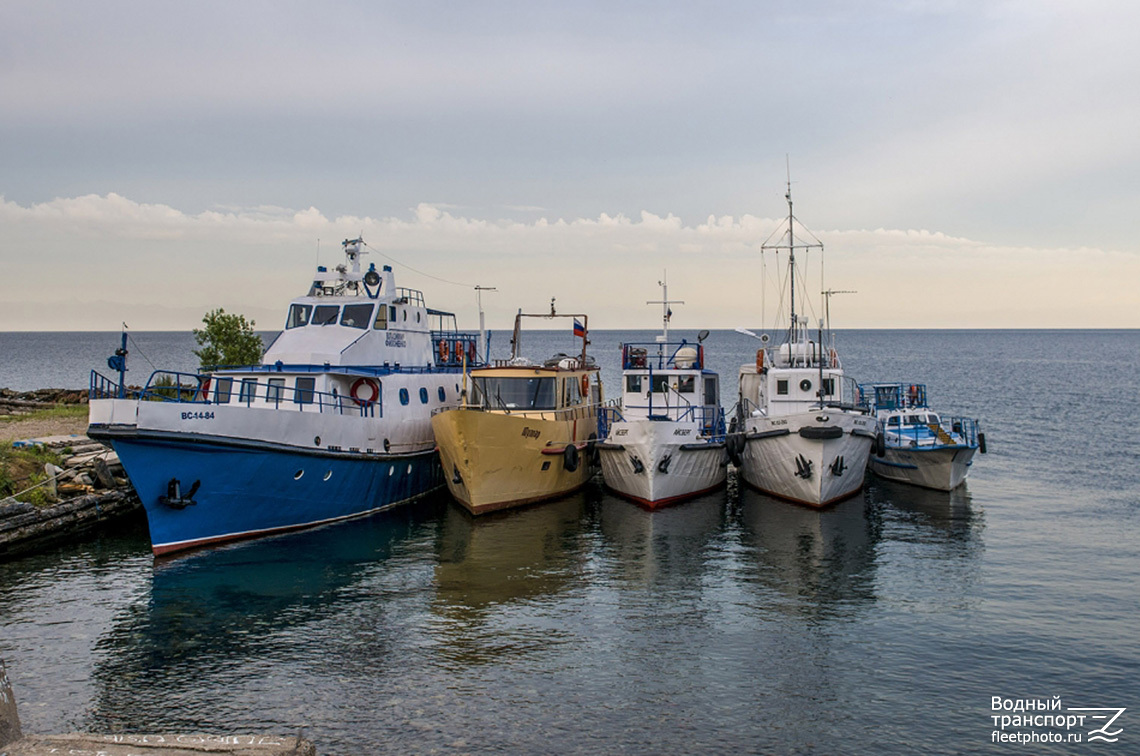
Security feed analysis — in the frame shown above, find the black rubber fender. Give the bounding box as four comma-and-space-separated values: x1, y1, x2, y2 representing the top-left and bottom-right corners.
563, 443, 580, 472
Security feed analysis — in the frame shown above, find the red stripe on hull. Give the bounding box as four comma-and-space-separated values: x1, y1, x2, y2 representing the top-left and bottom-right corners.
605, 481, 725, 511
740, 478, 864, 509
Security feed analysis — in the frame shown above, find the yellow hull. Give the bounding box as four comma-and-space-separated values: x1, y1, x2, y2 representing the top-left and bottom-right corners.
431, 406, 598, 515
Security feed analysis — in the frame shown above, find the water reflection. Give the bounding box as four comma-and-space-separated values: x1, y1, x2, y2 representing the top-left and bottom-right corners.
86, 501, 441, 732
596, 490, 728, 588
430, 494, 590, 668
865, 477, 983, 547
735, 489, 880, 617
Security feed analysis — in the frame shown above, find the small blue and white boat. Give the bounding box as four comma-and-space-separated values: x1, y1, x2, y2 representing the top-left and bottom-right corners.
859, 382, 986, 491
88, 237, 480, 555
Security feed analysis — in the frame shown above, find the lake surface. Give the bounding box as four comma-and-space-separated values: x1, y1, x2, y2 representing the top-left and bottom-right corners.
1, 329, 1138, 754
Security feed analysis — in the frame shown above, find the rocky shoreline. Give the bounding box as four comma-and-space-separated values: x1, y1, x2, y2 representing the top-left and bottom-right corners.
1, 388, 142, 560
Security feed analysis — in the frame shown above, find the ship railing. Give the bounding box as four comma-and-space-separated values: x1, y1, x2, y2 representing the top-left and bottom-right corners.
598, 403, 726, 441
107, 369, 382, 419
877, 414, 980, 448
621, 341, 704, 371
857, 382, 928, 411
430, 331, 484, 368
88, 370, 143, 400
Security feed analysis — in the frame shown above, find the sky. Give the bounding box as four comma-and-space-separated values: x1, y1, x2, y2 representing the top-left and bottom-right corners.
2, 0, 1138, 331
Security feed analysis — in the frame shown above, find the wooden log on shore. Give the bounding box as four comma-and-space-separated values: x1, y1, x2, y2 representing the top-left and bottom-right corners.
0, 490, 142, 561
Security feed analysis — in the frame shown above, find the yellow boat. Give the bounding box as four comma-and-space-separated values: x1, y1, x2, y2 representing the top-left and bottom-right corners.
431, 305, 603, 515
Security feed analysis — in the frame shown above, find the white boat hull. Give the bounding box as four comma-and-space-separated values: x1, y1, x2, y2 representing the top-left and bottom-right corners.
598, 419, 727, 508
736, 410, 874, 507
869, 446, 976, 491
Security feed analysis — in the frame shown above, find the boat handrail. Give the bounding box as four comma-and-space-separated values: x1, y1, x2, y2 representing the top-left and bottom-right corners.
91, 368, 384, 419
598, 404, 726, 441
876, 414, 981, 447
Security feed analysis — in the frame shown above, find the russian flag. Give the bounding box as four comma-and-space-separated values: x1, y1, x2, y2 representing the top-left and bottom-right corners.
573, 319, 586, 337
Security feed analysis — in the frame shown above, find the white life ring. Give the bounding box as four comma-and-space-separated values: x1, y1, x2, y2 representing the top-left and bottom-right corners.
351, 377, 380, 405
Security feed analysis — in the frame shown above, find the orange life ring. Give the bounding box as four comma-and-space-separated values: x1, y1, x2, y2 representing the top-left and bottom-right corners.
580, 374, 590, 397
438, 340, 450, 363
197, 377, 212, 402
467, 340, 476, 363
351, 377, 380, 405
755, 349, 765, 370
829, 348, 838, 366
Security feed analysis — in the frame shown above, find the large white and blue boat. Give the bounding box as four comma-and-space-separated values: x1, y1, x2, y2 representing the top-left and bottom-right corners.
860, 382, 986, 491
88, 237, 480, 555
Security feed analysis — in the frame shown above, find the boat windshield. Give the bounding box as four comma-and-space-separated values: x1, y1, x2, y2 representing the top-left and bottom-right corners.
286, 304, 312, 329
475, 376, 557, 410
312, 305, 340, 325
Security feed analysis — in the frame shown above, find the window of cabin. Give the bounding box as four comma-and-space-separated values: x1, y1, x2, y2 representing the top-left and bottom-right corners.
295, 377, 315, 405
399, 388, 410, 405
821, 378, 835, 396
437, 386, 446, 402
286, 304, 312, 329
239, 378, 258, 404
213, 377, 233, 404
419, 387, 429, 404
888, 416, 901, 427
626, 375, 643, 393
266, 378, 285, 404
474, 377, 556, 410
340, 304, 373, 329
312, 305, 340, 325
373, 306, 389, 330
676, 376, 695, 394
777, 379, 789, 395
704, 377, 717, 406
650, 375, 670, 393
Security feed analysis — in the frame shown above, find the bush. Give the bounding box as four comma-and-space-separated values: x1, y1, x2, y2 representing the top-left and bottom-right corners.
193, 308, 264, 368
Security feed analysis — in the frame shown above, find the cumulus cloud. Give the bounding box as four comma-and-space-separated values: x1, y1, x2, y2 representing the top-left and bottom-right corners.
0, 193, 1136, 331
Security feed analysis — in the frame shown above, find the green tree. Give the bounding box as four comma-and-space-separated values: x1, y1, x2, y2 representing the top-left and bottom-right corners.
193, 308, 264, 368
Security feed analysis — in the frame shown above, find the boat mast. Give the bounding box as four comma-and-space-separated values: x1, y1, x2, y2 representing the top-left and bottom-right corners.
646, 271, 684, 351
760, 169, 823, 363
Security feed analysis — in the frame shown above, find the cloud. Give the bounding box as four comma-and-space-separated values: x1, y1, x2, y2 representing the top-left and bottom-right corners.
1, 192, 1136, 331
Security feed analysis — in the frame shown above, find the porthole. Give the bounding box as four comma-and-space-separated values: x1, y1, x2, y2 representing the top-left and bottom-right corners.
323, 470, 333, 481
437, 386, 446, 402
399, 388, 409, 405
419, 387, 429, 404
314, 436, 321, 446
799, 379, 813, 392
293, 469, 304, 480
383, 438, 390, 452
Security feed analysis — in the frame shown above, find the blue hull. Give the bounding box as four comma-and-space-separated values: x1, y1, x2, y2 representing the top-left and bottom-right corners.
108, 435, 442, 555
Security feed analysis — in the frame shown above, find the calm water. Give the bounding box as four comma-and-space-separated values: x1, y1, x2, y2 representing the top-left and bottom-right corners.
1, 329, 1138, 755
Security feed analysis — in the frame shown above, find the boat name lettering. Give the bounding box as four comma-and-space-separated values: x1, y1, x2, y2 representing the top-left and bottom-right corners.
770, 419, 788, 426
521, 427, 541, 439
615, 429, 628, 436
385, 331, 406, 348
180, 411, 215, 420
673, 428, 692, 436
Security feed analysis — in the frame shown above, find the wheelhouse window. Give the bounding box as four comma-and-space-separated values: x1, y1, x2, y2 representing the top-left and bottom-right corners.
286, 304, 312, 329
312, 305, 340, 325
704, 377, 717, 406
266, 377, 285, 404
373, 306, 389, 330
475, 376, 557, 410
888, 416, 901, 427
295, 377, 315, 405
340, 304, 373, 329
821, 378, 835, 396
213, 377, 233, 404
626, 375, 643, 393
239, 378, 258, 404
650, 375, 671, 394
676, 376, 695, 394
